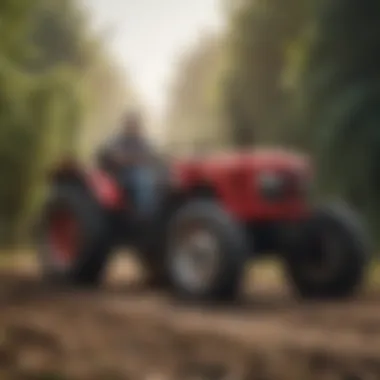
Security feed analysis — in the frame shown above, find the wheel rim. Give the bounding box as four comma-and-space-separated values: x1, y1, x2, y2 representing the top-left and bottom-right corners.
170, 224, 220, 294
47, 208, 80, 269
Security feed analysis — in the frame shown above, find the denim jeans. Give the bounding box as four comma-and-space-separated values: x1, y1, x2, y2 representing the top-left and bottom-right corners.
121, 166, 158, 219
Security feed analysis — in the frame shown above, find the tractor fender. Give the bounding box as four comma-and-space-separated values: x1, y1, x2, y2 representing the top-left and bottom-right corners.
48, 164, 124, 210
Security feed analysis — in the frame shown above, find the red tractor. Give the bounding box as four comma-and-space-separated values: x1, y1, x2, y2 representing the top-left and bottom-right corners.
36, 148, 371, 301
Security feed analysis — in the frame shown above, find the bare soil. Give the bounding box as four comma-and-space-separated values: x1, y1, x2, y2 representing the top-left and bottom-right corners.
1, 255, 380, 380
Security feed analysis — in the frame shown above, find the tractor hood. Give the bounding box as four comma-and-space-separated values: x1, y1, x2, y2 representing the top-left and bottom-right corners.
194, 148, 311, 173
172, 148, 312, 188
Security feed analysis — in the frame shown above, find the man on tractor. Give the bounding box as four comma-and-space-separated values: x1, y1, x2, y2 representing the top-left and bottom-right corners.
102, 111, 160, 222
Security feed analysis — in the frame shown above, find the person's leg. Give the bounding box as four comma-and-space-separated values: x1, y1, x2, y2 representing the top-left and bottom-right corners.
118, 168, 134, 202
129, 166, 158, 219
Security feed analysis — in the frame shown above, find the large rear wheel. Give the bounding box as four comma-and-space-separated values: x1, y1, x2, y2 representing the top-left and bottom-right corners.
37, 185, 113, 287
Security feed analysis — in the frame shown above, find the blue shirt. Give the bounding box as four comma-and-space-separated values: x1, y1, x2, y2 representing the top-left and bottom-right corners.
109, 133, 152, 153
104, 133, 156, 170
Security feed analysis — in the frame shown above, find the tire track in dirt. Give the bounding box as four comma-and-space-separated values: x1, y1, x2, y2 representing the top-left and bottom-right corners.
1, 264, 380, 379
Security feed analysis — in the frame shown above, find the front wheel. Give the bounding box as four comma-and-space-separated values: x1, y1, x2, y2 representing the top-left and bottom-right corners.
285, 202, 371, 299
165, 200, 249, 302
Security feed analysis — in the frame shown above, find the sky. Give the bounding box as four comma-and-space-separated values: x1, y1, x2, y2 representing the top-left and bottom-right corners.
81, 0, 225, 120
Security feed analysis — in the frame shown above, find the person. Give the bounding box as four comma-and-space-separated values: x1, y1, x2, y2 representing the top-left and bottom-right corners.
104, 111, 159, 221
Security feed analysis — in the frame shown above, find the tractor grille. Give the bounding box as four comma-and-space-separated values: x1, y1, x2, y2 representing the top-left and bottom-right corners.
259, 171, 306, 201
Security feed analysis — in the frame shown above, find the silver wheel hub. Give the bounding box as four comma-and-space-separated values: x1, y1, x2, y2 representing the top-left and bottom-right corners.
170, 228, 220, 293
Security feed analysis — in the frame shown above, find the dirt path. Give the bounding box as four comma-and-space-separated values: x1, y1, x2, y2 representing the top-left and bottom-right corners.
1, 258, 380, 379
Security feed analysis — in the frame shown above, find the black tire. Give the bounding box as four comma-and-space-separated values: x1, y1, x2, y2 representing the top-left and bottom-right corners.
36, 184, 113, 287
165, 200, 249, 302
131, 188, 172, 290
136, 218, 170, 289
285, 201, 371, 299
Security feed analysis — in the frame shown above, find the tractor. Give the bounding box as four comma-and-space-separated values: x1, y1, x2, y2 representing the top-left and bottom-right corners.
36, 148, 371, 301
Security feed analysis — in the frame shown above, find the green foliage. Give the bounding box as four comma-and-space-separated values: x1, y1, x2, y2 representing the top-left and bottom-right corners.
296, 0, 380, 231
223, 0, 308, 146
0, 0, 135, 247
29, 0, 93, 71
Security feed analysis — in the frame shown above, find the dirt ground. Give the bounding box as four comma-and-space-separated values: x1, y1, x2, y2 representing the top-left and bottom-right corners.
2, 255, 380, 380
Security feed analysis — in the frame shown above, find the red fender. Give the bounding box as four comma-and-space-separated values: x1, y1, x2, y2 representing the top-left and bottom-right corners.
85, 170, 125, 209
49, 161, 125, 210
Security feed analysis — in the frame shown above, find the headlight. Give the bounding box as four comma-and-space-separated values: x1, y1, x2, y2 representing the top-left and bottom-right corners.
257, 170, 311, 200
257, 172, 284, 199
258, 172, 282, 188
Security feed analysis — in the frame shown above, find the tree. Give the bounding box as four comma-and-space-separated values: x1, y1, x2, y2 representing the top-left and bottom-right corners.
0, 0, 138, 247
222, 0, 307, 146
296, 0, 380, 231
